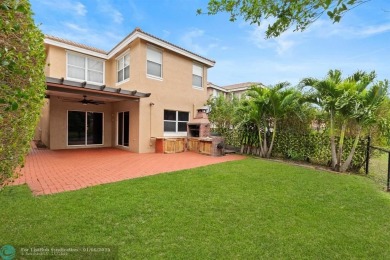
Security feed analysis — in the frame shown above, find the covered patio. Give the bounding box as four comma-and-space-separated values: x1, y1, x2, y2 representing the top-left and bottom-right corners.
12, 146, 245, 195
36, 77, 151, 152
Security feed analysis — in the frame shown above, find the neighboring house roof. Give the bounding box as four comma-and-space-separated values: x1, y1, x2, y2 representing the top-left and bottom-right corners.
44, 27, 215, 67
207, 82, 228, 93
207, 81, 264, 93
223, 82, 263, 91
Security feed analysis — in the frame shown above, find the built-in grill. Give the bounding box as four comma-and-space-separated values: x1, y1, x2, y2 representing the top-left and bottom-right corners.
187, 108, 210, 138
187, 108, 224, 156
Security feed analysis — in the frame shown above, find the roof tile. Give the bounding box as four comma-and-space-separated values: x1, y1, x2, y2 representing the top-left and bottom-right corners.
45, 35, 108, 54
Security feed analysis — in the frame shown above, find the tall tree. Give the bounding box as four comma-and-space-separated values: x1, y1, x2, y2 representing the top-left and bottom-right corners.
339, 79, 388, 172
240, 82, 300, 158
207, 94, 239, 137
198, 0, 370, 38
301, 70, 388, 172
0, 0, 46, 186
300, 70, 342, 169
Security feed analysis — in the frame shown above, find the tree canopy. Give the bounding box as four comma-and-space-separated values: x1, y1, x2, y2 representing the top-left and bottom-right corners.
198, 0, 370, 38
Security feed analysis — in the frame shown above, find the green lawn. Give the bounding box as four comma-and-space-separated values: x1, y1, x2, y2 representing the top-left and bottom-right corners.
1, 158, 390, 259
368, 152, 389, 188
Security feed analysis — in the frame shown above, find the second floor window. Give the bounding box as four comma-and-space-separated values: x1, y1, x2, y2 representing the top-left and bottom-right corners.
117, 53, 130, 83
147, 46, 162, 78
67, 52, 104, 84
192, 64, 203, 88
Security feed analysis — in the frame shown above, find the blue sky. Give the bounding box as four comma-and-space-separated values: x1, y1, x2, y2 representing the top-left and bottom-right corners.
30, 0, 390, 86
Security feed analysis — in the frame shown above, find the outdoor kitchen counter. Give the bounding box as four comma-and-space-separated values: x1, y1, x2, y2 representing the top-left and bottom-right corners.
198, 138, 213, 155
154, 137, 186, 154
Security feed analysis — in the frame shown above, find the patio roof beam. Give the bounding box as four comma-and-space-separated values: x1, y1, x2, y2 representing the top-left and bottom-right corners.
46, 77, 151, 99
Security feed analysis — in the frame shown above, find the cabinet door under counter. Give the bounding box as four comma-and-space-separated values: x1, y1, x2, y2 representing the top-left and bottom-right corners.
155, 137, 185, 154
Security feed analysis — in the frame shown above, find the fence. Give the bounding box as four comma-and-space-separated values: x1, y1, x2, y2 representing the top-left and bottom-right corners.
365, 136, 390, 191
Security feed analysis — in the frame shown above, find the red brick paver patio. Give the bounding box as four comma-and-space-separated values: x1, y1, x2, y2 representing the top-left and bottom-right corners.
13, 148, 245, 195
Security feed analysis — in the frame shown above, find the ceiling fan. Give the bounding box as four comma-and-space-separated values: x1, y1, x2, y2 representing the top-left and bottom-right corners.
63, 95, 105, 105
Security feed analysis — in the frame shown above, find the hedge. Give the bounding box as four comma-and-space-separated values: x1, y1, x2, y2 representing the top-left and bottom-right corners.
0, 0, 46, 186
272, 131, 367, 171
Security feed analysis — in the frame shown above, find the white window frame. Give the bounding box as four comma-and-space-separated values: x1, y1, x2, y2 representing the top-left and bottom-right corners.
146, 45, 163, 80
116, 51, 130, 85
163, 110, 189, 137
192, 63, 203, 89
66, 51, 105, 85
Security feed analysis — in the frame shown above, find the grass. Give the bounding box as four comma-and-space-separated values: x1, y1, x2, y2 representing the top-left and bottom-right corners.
368, 152, 389, 188
1, 158, 390, 259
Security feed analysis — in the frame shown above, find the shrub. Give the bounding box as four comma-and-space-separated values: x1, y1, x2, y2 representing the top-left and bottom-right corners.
0, 0, 46, 186
272, 131, 367, 172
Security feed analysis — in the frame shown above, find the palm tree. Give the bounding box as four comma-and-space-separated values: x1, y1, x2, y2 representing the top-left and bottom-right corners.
240, 82, 300, 158
333, 71, 375, 170
339, 79, 388, 172
301, 69, 388, 172
300, 69, 343, 170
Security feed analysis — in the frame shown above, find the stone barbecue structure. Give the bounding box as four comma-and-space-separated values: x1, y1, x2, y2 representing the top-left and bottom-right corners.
187, 108, 225, 156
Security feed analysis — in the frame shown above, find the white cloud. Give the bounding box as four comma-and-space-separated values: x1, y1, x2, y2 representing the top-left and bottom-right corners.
63, 22, 87, 33
180, 28, 208, 55
307, 19, 390, 39
179, 28, 228, 57
248, 18, 390, 55
129, 0, 144, 21
46, 28, 123, 51
359, 23, 390, 36
250, 25, 298, 55
40, 0, 86, 16
97, 1, 124, 24
74, 2, 87, 16
162, 30, 171, 38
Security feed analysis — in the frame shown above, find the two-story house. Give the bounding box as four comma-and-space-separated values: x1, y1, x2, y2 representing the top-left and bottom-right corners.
36, 28, 215, 153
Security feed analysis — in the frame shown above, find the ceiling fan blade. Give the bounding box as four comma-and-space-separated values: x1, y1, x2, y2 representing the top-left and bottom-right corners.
62, 99, 80, 102
60, 96, 105, 105
89, 101, 105, 105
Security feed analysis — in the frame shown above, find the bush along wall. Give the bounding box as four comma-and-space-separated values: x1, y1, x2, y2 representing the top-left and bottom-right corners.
271, 131, 367, 172
235, 126, 367, 172
0, 0, 46, 186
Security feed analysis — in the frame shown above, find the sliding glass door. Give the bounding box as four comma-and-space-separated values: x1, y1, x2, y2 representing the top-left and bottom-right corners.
118, 111, 129, 147
87, 112, 103, 145
68, 111, 103, 146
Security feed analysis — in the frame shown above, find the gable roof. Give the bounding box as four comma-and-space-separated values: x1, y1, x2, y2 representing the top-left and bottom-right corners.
45, 35, 107, 55
44, 28, 215, 67
223, 82, 263, 90
207, 82, 228, 92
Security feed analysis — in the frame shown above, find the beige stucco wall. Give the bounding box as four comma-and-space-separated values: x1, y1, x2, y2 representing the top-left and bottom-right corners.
44, 37, 211, 153
45, 45, 67, 78
134, 40, 208, 153
34, 98, 50, 146
112, 100, 140, 153
233, 90, 247, 99
207, 88, 227, 99
207, 88, 213, 98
